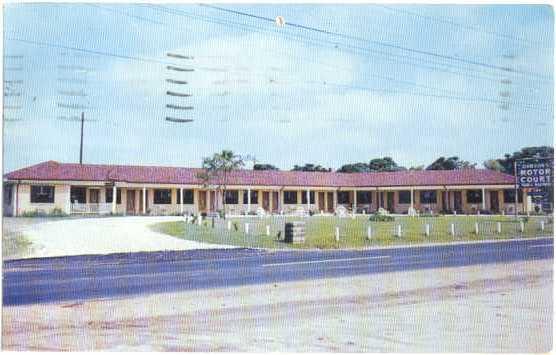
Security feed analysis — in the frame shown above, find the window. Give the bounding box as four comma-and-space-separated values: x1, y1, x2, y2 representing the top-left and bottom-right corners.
175, 189, 194, 204
503, 189, 523, 203
70, 186, 86, 204
466, 190, 482, 204
283, 191, 298, 204
399, 190, 411, 204
31, 185, 55, 203
357, 191, 372, 204
420, 190, 437, 204
4, 185, 12, 205
154, 189, 172, 204
242, 190, 258, 204
105, 188, 122, 204
301, 191, 315, 204
225, 190, 239, 204
337, 191, 350, 204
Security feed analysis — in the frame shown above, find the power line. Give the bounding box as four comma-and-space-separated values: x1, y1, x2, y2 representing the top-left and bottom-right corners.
145, 3, 550, 111
199, 4, 550, 81
6, 37, 173, 65
372, 5, 546, 48
141, 4, 549, 111
85, 4, 165, 25
148, 4, 548, 90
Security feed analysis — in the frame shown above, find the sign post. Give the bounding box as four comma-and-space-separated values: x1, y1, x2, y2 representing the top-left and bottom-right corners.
514, 158, 553, 217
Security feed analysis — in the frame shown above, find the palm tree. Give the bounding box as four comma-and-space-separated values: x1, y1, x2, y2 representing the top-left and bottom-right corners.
197, 150, 244, 218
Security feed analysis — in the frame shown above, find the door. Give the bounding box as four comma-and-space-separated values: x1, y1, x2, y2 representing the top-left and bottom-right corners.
89, 189, 99, 204
327, 192, 334, 212
453, 191, 462, 213
199, 191, 207, 212
490, 191, 499, 213
272, 191, 279, 212
262, 191, 270, 211
441, 191, 448, 212
127, 190, 136, 214
387, 192, 395, 212
318, 192, 325, 212
210, 191, 217, 212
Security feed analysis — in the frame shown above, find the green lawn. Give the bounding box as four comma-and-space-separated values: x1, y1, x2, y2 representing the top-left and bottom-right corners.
2, 232, 33, 259
151, 215, 553, 250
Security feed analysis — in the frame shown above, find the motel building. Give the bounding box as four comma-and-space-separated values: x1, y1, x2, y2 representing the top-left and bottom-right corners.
2, 160, 533, 217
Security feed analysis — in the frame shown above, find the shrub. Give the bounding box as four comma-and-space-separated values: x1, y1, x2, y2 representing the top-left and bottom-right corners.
49, 207, 67, 217
369, 213, 395, 222
21, 209, 47, 217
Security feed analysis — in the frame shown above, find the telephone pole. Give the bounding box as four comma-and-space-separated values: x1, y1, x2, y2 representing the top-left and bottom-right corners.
79, 111, 84, 164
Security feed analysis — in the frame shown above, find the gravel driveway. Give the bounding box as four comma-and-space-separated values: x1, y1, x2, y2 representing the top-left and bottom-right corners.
3, 216, 231, 259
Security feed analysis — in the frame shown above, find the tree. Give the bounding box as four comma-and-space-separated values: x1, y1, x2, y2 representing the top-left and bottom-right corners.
426, 156, 476, 170
291, 164, 332, 172
484, 146, 554, 175
408, 165, 424, 171
337, 163, 371, 173
368, 157, 405, 172
197, 150, 244, 218
483, 159, 504, 172
253, 163, 279, 171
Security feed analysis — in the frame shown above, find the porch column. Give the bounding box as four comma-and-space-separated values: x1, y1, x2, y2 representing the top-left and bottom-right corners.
207, 190, 212, 212
142, 187, 146, 214
410, 188, 414, 210
306, 189, 310, 210
180, 187, 184, 215
247, 188, 251, 212
11, 184, 18, 216
324, 192, 329, 212
269, 190, 273, 213
481, 188, 486, 210
112, 185, 117, 214
353, 189, 357, 212
333, 190, 338, 211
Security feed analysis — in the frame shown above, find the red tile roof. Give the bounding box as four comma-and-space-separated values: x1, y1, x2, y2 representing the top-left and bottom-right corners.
4, 161, 515, 187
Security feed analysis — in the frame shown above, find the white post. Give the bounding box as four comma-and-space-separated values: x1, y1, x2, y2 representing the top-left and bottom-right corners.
496, 222, 501, 234
180, 187, 184, 215
540, 220, 545, 232
142, 186, 146, 214
13, 184, 18, 217
353, 189, 357, 214
396, 224, 402, 238
474, 222, 479, 235
247, 188, 251, 213
481, 188, 486, 210
519, 220, 524, 233
367, 225, 372, 240
112, 185, 117, 214
425, 223, 430, 237
335, 226, 340, 242
306, 189, 310, 211
227, 220, 232, 231
410, 188, 414, 211
198, 215, 202, 225
266, 225, 270, 236
245, 223, 249, 235
450, 223, 455, 236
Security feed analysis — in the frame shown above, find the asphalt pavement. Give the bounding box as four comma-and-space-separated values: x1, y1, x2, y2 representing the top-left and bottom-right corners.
3, 237, 553, 306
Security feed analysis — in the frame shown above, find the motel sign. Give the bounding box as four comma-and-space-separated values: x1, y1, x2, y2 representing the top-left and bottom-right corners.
516, 160, 553, 188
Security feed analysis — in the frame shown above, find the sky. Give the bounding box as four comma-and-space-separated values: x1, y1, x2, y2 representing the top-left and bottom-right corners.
2, 3, 554, 172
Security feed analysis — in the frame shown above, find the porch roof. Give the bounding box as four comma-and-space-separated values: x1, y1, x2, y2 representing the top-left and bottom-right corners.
4, 160, 515, 188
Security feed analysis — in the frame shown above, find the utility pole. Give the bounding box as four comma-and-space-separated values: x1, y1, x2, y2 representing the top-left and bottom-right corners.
79, 111, 84, 164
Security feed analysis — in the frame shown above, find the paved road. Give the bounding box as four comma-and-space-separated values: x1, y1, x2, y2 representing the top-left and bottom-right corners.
3, 237, 553, 306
